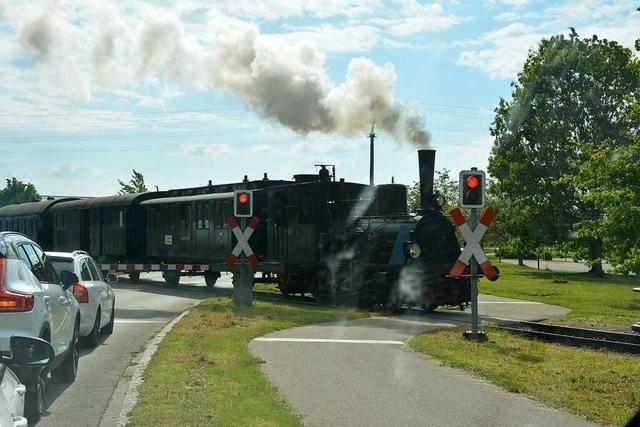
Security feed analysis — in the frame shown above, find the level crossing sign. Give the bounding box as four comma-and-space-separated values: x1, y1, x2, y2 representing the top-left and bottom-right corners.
226, 215, 260, 267
449, 207, 498, 280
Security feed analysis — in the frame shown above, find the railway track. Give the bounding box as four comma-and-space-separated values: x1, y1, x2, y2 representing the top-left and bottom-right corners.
252, 290, 640, 354
492, 320, 640, 355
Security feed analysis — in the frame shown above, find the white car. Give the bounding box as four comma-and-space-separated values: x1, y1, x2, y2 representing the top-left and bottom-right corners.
0, 232, 80, 423
0, 362, 26, 427
47, 251, 116, 347
1, 336, 54, 427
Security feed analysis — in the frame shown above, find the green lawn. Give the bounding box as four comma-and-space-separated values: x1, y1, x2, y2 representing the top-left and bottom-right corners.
127, 298, 368, 427
479, 261, 640, 330
410, 327, 640, 426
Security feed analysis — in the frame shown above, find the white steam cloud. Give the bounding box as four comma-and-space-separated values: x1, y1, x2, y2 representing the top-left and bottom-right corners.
13, 4, 430, 147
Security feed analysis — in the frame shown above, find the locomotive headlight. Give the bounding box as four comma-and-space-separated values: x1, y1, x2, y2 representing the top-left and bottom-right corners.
407, 242, 421, 259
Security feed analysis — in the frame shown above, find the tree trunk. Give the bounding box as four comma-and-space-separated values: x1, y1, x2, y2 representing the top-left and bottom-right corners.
589, 238, 604, 275
518, 253, 524, 266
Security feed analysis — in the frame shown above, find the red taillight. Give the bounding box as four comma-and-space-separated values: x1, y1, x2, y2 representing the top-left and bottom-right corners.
73, 283, 89, 303
0, 259, 35, 312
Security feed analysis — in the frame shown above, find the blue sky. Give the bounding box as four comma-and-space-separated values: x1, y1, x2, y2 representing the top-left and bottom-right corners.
0, 0, 638, 196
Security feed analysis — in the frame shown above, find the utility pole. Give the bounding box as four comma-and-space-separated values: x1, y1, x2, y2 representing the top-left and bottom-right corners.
369, 121, 376, 186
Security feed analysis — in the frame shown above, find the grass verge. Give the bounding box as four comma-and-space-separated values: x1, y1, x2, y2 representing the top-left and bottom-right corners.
479, 261, 640, 330
410, 327, 640, 426
127, 297, 368, 427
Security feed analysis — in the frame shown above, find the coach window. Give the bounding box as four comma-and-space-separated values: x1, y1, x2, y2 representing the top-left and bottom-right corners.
214, 201, 221, 227
222, 200, 230, 228
203, 203, 210, 229
119, 210, 124, 227
179, 204, 189, 229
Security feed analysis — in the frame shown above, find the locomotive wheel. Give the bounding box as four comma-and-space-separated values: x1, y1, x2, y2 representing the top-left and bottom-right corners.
128, 272, 140, 283
204, 272, 220, 289
163, 271, 180, 287
422, 304, 438, 313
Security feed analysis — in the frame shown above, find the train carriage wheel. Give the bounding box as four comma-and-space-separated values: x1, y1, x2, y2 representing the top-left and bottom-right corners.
163, 270, 180, 287
204, 272, 220, 289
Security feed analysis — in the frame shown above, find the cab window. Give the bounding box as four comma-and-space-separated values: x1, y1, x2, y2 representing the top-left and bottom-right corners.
87, 258, 102, 281
79, 260, 92, 281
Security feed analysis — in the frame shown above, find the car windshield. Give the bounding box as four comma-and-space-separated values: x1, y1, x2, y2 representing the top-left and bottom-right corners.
49, 258, 73, 278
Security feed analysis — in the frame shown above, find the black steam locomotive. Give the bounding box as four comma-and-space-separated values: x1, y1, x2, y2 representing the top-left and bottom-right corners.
0, 150, 469, 310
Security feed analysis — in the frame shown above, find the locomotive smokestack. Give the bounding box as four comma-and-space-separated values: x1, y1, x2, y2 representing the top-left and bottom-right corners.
418, 149, 435, 211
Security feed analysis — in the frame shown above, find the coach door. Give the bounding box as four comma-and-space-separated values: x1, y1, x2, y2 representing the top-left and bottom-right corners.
194, 202, 210, 260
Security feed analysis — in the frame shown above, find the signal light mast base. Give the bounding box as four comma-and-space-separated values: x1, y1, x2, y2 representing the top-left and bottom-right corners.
462, 206, 488, 342
232, 216, 254, 307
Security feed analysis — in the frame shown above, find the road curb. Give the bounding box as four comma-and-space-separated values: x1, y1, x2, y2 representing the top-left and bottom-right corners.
116, 302, 201, 427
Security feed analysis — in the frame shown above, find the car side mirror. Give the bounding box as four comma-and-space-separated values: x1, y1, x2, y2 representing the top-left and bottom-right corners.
10, 336, 54, 366
106, 273, 118, 284
60, 270, 79, 291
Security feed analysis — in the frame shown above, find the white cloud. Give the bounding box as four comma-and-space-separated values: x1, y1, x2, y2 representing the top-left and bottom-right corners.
458, 1, 640, 79
369, 2, 465, 36
176, 142, 235, 159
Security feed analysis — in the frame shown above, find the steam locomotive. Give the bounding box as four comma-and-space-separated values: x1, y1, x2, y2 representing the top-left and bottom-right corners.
0, 149, 469, 310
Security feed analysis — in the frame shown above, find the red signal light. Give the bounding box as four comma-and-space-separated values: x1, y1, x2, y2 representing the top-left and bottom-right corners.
466, 175, 480, 189
238, 193, 249, 204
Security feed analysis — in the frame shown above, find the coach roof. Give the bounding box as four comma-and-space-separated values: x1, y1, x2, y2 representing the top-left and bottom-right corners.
140, 191, 235, 206
0, 198, 79, 217
50, 192, 167, 211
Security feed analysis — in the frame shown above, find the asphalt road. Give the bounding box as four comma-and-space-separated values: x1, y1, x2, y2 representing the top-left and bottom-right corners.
36, 272, 226, 427
250, 309, 595, 427
501, 258, 612, 273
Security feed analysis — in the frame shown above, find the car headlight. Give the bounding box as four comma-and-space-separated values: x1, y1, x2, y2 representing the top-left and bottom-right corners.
408, 242, 421, 258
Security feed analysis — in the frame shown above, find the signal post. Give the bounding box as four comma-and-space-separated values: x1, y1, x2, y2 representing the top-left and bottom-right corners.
452, 168, 499, 341
227, 190, 257, 307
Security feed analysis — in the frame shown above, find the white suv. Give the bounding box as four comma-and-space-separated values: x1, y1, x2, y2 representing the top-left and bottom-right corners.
48, 251, 116, 347
0, 232, 80, 423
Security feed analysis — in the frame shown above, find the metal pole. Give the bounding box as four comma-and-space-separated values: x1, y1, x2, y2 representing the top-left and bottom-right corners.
470, 208, 479, 336
369, 122, 375, 186
369, 132, 375, 186
233, 217, 253, 307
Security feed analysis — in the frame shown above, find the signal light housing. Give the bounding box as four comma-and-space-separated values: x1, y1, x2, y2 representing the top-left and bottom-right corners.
459, 169, 486, 208
233, 189, 253, 217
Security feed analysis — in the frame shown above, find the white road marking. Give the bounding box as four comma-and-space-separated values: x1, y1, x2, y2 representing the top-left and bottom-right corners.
254, 338, 405, 345
477, 302, 543, 304
115, 319, 167, 324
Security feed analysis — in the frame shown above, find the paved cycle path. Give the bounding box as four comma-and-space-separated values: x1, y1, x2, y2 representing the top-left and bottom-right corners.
249, 298, 595, 427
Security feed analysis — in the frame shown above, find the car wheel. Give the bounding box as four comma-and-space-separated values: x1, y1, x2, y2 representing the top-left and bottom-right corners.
55, 318, 79, 383
84, 307, 101, 347
204, 272, 220, 289
102, 304, 115, 335
24, 376, 45, 423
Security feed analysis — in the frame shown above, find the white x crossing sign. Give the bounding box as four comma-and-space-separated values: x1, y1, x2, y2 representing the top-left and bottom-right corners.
449, 207, 498, 280
226, 215, 260, 267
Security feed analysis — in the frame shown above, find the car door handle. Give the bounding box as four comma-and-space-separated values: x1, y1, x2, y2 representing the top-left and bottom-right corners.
59, 296, 69, 305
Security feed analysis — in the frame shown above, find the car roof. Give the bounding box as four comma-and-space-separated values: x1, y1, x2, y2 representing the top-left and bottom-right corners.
0, 231, 37, 245
46, 252, 75, 259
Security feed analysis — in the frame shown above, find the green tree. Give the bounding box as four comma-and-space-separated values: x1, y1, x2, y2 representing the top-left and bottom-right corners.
0, 178, 40, 207
566, 102, 640, 274
407, 169, 458, 213
117, 169, 148, 195
488, 29, 640, 274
